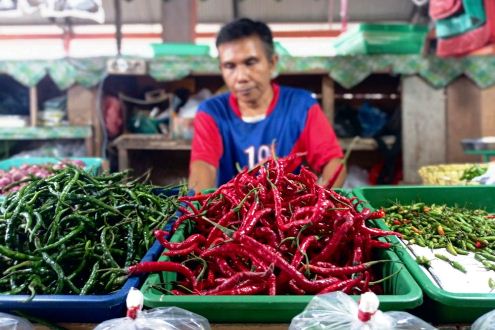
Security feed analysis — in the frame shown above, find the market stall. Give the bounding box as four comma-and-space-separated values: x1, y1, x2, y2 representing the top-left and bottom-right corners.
1, 0, 495, 329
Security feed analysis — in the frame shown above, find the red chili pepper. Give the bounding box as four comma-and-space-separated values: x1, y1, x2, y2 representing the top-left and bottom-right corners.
291, 235, 318, 268
318, 274, 363, 294
360, 226, 402, 238
312, 214, 354, 263
369, 209, 385, 219
238, 207, 272, 237
236, 233, 339, 293
307, 259, 387, 276
368, 240, 392, 249
205, 210, 236, 246
201, 270, 270, 295
154, 230, 206, 250
253, 227, 278, 247
162, 243, 201, 257
212, 282, 266, 295
215, 257, 236, 277
287, 280, 305, 295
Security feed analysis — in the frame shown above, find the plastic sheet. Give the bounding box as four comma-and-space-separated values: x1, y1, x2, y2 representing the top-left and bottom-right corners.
472, 309, 495, 330
94, 288, 211, 330
0, 312, 34, 330
289, 291, 436, 330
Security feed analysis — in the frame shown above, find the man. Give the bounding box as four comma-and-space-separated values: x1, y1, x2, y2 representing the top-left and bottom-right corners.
188, 18, 346, 192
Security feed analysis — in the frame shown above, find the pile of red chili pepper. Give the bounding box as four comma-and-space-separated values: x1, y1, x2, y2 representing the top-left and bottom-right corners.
129, 154, 401, 295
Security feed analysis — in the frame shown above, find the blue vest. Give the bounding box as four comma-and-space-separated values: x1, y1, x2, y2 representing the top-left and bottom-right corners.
198, 86, 317, 186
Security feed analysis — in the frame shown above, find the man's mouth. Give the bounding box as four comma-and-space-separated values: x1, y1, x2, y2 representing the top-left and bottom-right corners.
236, 88, 253, 96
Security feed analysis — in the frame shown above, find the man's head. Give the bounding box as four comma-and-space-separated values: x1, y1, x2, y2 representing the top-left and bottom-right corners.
216, 18, 275, 60
216, 18, 278, 108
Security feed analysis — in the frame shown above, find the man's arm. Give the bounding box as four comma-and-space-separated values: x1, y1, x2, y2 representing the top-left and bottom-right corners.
188, 160, 217, 193
320, 157, 347, 188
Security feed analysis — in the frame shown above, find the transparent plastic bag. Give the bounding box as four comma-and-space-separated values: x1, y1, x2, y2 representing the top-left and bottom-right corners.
40, 0, 105, 23
0, 312, 34, 330
471, 309, 495, 330
94, 287, 211, 330
289, 291, 436, 330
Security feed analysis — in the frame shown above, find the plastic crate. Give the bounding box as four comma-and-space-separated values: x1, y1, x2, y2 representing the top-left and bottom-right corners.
333, 23, 428, 55
151, 43, 210, 57
0, 157, 104, 175
352, 185, 495, 323
0, 187, 185, 323
141, 219, 423, 323
418, 163, 487, 185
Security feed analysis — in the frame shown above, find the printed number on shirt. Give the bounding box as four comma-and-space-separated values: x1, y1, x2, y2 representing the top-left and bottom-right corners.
244, 145, 271, 169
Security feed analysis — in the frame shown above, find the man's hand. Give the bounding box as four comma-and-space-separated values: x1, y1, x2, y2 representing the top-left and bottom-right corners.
188, 160, 217, 193
321, 158, 347, 188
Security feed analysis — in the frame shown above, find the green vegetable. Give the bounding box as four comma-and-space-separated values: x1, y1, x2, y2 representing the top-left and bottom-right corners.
0, 166, 186, 296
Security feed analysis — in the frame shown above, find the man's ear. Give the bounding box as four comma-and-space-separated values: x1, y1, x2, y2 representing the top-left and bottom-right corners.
270, 53, 279, 77
270, 53, 279, 66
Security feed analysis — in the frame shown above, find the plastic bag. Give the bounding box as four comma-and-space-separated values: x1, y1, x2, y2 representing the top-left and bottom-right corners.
94, 287, 211, 330
0, 0, 22, 17
471, 163, 495, 185
40, 0, 105, 23
0, 312, 34, 330
472, 309, 495, 330
289, 291, 436, 330
357, 103, 387, 138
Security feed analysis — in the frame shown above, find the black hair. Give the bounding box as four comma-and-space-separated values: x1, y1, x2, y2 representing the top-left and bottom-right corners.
216, 18, 275, 59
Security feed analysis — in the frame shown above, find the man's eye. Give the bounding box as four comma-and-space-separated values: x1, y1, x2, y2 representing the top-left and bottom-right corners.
246, 59, 257, 66
223, 63, 235, 70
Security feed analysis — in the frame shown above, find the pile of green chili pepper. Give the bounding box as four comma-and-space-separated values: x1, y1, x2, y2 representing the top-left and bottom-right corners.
460, 164, 487, 181
0, 166, 186, 298
384, 202, 495, 271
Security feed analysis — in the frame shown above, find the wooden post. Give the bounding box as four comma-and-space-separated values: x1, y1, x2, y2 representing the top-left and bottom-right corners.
321, 75, 335, 124
29, 86, 38, 127
161, 0, 196, 42
446, 78, 495, 163
402, 76, 447, 183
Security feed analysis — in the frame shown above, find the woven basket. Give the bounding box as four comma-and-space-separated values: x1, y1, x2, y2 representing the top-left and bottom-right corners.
418, 163, 487, 185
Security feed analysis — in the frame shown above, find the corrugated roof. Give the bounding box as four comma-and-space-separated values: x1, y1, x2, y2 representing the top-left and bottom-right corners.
0, 0, 416, 25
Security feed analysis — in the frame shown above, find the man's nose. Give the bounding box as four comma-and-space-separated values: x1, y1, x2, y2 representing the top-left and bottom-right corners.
235, 65, 249, 82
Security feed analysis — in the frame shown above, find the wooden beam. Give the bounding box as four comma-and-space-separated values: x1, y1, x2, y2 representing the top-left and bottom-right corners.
321, 75, 334, 123
402, 76, 446, 183
161, 0, 196, 42
29, 86, 38, 127
446, 77, 481, 163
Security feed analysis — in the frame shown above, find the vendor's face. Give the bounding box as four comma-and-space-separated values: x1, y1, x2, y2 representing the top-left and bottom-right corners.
218, 35, 277, 105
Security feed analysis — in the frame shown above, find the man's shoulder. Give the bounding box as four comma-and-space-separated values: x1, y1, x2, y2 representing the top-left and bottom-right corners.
278, 85, 317, 106
199, 92, 230, 110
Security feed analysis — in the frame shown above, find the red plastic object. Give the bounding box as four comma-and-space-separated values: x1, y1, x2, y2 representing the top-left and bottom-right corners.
429, 0, 462, 20
485, 0, 495, 42
437, 0, 494, 56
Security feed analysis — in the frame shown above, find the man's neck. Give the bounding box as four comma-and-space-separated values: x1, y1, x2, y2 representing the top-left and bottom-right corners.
238, 87, 274, 117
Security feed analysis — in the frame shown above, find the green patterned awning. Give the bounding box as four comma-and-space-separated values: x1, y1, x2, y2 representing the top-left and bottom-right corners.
2, 55, 495, 90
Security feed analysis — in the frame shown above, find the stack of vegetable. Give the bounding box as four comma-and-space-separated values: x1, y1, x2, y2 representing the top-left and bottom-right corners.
0, 166, 186, 298
0, 159, 86, 194
383, 203, 495, 271
130, 155, 400, 295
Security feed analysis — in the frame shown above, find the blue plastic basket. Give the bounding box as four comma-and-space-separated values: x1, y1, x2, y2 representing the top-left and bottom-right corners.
0, 187, 188, 323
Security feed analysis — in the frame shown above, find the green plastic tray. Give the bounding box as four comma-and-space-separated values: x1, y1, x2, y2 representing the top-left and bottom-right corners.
151, 43, 210, 57
333, 23, 428, 55
141, 220, 422, 323
353, 185, 495, 324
